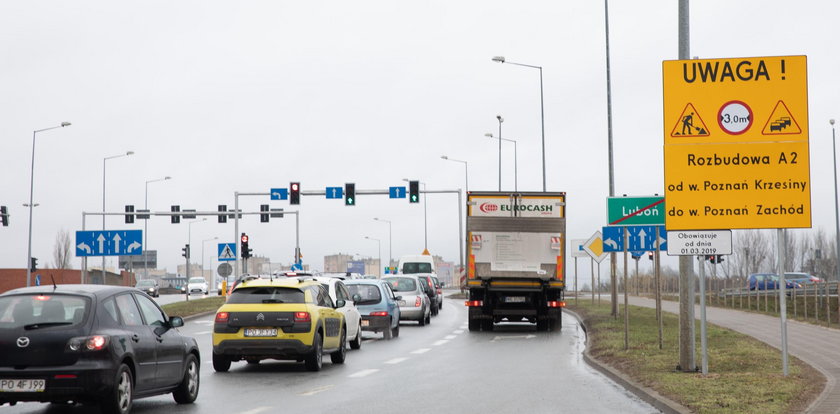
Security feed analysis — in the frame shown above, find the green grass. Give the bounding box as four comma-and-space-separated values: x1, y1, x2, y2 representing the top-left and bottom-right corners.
162, 296, 226, 317
568, 302, 824, 414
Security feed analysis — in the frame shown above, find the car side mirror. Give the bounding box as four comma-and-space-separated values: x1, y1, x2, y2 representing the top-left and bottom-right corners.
335, 300, 346, 309
169, 316, 184, 328
352, 294, 362, 302
395, 295, 403, 301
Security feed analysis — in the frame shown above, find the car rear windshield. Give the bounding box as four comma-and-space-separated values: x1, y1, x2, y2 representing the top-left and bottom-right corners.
347, 284, 382, 305
384, 277, 417, 292
402, 262, 432, 273
227, 287, 305, 304
136, 280, 156, 287
0, 294, 89, 328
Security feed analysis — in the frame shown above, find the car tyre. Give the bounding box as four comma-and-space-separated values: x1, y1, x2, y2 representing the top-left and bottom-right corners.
330, 329, 347, 364
100, 363, 132, 414
173, 354, 200, 404
212, 353, 231, 372
305, 332, 323, 371
418, 310, 427, 326
424, 312, 431, 325
393, 324, 400, 338
383, 319, 393, 340
350, 326, 362, 350
431, 304, 438, 316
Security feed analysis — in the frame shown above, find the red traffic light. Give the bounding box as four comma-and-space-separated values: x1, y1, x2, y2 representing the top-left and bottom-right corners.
241, 234, 249, 243
291, 183, 299, 191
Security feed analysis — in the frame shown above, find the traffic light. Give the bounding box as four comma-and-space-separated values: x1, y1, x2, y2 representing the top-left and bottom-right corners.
260, 204, 270, 222
30, 257, 37, 273
171, 205, 181, 224
345, 183, 355, 206
0, 205, 7, 226
218, 205, 227, 223
241, 233, 251, 258
648, 251, 654, 261
409, 180, 419, 203
125, 205, 135, 224
290, 182, 300, 205
182, 244, 190, 259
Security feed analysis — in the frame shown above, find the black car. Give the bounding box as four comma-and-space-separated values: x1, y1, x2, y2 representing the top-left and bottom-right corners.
0, 284, 200, 414
134, 279, 159, 297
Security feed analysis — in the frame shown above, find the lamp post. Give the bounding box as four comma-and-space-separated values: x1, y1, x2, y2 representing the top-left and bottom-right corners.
364, 236, 382, 277
186, 218, 207, 281
440, 155, 469, 192
102, 151, 134, 282
373, 218, 392, 271
484, 133, 517, 191
403, 178, 428, 251
492, 56, 546, 191
143, 176, 171, 280
831, 119, 840, 282
202, 236, 218, 285
27, 122, 71, 287
496, 115, 503, 191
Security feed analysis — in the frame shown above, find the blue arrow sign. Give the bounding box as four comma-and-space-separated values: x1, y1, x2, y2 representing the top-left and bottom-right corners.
389, 186, 406, 199
602, 225, 667, 253
218, 243, 236, 261
326, 187, 343, 199
602, 226, 624, 252
75, 230, 143, 257
270, 188, 288, 200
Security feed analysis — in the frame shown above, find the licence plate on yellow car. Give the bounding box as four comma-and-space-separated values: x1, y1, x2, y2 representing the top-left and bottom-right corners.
244, 328, 277, 337
0, 379, 46, 392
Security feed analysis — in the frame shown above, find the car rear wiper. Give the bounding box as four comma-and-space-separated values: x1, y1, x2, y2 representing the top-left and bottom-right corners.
23, 322, 74, 330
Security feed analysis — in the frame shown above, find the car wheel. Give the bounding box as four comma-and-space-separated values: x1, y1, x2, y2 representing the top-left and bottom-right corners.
213, 353, 231, 372
431, 305, 438, 316
424, 312, 431, 325
173, 354, 199, 404
439, 301, 443, 311
100, 363, 132, 414
305, 332, 323, 371
418, 310, 426, 326
383, 319, 393, 340
350, 326, 362, 350
330, 329, 347, 364
393, 324, 400, 338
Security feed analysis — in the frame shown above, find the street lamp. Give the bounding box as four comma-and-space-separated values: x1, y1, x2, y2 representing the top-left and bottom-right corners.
440, 155, 469, 192
364, 236, 382, 277
27, 122, 71, 287
373, 218, 392, 271
492, 56, 546, 191
202, 236, 218, 285
403, 178, 428, 251
101, 151, 134, 281
143, 176, 171, 279
831, 119, 840, 282
484, 133, 517, 191
496, 115, 503, 191
186, 218, 207, 280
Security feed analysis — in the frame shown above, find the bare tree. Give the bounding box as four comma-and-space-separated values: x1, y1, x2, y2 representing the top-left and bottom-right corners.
731, 229, 772, 277
52, 229, 73, 269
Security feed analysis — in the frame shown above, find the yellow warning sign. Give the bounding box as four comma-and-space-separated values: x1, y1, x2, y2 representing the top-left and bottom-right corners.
670, 103, 710, 137
762, 100, 802, 135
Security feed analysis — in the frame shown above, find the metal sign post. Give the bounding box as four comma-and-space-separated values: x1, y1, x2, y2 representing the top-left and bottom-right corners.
698, 255, 708, 375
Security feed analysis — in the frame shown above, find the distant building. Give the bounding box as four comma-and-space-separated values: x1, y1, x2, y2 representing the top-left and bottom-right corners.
324, 253, 353, 273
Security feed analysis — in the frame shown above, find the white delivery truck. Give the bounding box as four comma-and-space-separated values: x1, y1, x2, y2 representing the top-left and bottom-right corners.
465, 192, 566, 331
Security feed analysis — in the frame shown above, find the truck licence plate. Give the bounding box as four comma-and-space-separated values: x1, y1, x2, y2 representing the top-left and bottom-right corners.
504, 296, 526, 303
0, 379, 46, 392
244, 328, 277, 337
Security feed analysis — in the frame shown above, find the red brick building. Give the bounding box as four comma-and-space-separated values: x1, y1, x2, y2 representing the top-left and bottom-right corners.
0, 269, 136, 294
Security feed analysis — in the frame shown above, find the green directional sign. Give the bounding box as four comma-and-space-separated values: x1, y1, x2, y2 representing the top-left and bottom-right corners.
607, 196, 665, 226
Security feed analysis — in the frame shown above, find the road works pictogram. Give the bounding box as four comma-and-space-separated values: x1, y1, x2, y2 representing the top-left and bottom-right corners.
671, 103, 710, 137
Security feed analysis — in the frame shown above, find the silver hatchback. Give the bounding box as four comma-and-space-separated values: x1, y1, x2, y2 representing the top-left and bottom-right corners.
383, 275, 431, 326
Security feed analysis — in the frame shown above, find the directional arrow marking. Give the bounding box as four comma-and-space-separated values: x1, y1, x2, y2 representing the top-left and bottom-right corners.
112, 233, 122, 253
491, 334, 536, 342
271, 191, 281, 198
604, 238, 619, 249
97, 234, 106, 253
77, 242, 91, 254
127, 241, 141, 253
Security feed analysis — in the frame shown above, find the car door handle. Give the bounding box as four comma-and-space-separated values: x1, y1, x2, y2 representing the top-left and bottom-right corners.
156, 336, 164, 343
131, 334, 140, 342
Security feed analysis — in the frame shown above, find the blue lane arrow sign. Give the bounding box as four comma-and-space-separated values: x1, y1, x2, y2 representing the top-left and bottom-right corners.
601, 226, 624, 252
389, 186, 406, 199
270, 188, 288, 200
326, 187, 343, 199
75, 230, 143, 257
627, 225, 668, 251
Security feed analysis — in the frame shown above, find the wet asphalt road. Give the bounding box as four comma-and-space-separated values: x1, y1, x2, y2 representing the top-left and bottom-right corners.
4, 298, 658, 414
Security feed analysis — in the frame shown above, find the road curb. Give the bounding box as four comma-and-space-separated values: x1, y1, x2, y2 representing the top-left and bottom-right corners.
565, 309, 691, 414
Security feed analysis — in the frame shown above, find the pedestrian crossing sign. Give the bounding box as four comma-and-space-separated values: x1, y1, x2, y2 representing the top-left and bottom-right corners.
218, 243, 236, 261
670, 103, 710, 138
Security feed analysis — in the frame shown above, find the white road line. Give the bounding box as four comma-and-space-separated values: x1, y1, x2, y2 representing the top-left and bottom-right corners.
239, 408, 271, 414
299, 385, 334, 396
453, 330, 464, 334
411, 348, 431, 354
433, 340, 448, 346
349, 369, 380, 378
445, 335, 456, 340
384, 357, 409, 364
191, 320, 214, 325
194, 331, 211, 335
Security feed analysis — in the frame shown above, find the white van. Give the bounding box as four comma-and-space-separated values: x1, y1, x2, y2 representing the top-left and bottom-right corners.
398, 255, 435, 274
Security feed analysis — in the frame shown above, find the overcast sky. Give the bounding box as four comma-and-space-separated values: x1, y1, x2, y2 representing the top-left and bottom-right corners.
2, 1, 838, 279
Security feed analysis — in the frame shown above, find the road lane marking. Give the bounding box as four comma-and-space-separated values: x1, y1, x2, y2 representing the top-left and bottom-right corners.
384, 357, 409, 364
240, 408, 271, 414
433, 340, 448, 346
490, 334, 536, 342
453, 330, 464, 334
299, 385, 334, 396
445, 335, 456, 340
411, 348, 431, 354
194, 331, 211, 335
349, 369, 380, 378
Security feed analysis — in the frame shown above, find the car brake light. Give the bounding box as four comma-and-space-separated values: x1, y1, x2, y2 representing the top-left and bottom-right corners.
547, 301, 566, 308
54, 374, 77, 379
295, 312, 311, 322
215, 312, 229, 323
465, 300, 483, 307
34, 295, 50, 301
370, 311, 388, 317
67, 335, 110, 352
415, 297, 422, 307
436, 289, 442, 295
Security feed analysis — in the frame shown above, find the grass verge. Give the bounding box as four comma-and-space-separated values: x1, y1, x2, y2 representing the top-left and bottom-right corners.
162, 296, 226, 318
568, 302, 824, 414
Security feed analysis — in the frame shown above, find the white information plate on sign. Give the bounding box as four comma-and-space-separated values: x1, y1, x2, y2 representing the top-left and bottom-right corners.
666, 230, 732, 256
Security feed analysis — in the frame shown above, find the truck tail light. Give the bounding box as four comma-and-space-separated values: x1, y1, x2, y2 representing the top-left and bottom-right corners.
465, 300, 483, 307
547, 301, 566, 308
370, 311, 388, 317
215, 312, 229, 323
295, 312, 311, 322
